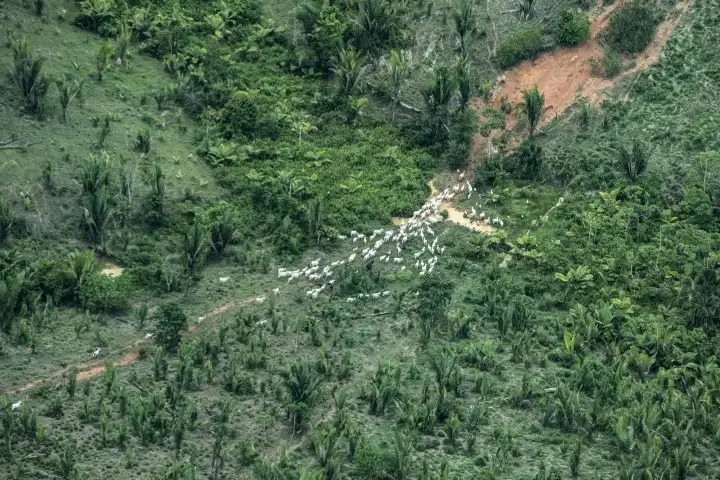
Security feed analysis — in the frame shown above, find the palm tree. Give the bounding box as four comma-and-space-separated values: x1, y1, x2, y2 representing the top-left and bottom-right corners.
306, 199, 322, 245
522, 85, 544, 136
455, 55, 472, 110
453, 0, 476, 53
282, 362, 322, 431
332, 45, 369, 95
421, 67, 455, 141
65, 251, 96, 298
80, 154, 110, 195
96, 43, 113, 81
10, 37, 49, 115
0, 199, 14, 244
82, 188, 111, 248
210, 213, 237, 257
353, 0, 395, 57
115, 23, 131, 69
618, 139, 648, 182
427, 347, 458, 395
149, 163, 165, 215
56, 77, 84, 123
388, 49, 410, 120
183, 222, 206, 280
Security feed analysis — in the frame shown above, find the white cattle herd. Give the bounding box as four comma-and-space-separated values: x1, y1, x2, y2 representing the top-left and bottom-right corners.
271, 172, 499, 303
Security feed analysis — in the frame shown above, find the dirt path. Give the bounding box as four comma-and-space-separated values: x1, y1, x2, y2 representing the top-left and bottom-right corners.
470, 0, 690, 163
2, 298, 255, 396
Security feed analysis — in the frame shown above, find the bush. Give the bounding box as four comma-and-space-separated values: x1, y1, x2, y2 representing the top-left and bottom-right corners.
154, 302, 188, 353
78, 273, 132, 313
554, 10, 590, 46
495, 28, 545, 69
608, 1, 659, 53
222, 90, 267, 138
602, 49, 622, 77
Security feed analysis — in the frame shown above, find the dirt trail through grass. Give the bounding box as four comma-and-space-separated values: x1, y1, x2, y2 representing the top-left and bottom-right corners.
3, 298, 255, 396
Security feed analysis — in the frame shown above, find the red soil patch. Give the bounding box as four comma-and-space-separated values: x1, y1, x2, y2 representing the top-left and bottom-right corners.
470, 0, 690, 164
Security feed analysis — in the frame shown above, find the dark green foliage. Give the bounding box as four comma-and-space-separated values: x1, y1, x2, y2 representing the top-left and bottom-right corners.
495, 28, 544, 69
0, 200, 14, 244
154, 302, 188, 353
684, 266, 720, 329
352, 0, 409, 57
555, 10, 591, 46
514, 139, 543, 179
78, 273, 131, 313
183, 222, 206, 280
416, 276, 455, 344
523, 86, 545, 136
222, 90, 260, 138
34, 0, 44, 16
210, 213, 237, 257
134, 129, 152, 154
608, 1, 659, 53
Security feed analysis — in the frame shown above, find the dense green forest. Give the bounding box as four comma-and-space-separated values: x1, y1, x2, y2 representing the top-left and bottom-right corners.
1, 0, 719, 478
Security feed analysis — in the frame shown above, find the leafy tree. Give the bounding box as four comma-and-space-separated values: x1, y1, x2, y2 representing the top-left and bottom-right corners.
154, 302, 188, 353
608, 1, 659, 53
416, 276, 455, 344
522, 85, 544, 136
555, 10, 590, 46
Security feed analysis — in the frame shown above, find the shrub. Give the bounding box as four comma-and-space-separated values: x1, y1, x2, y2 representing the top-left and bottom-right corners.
78, 272, 132, 313
608, 1, 659, 53
554, 10, 590, 46
74, 0, 117, 36
154, 302, 188, 353
222, 90, 260, 138
495, 28, 544, 69
602, 49, 622, 77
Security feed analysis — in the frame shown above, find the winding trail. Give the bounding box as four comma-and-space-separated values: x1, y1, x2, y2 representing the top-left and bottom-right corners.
2, 0, 691, 398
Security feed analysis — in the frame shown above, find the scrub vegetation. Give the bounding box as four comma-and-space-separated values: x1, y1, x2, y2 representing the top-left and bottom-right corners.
1, 0, 719, 479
